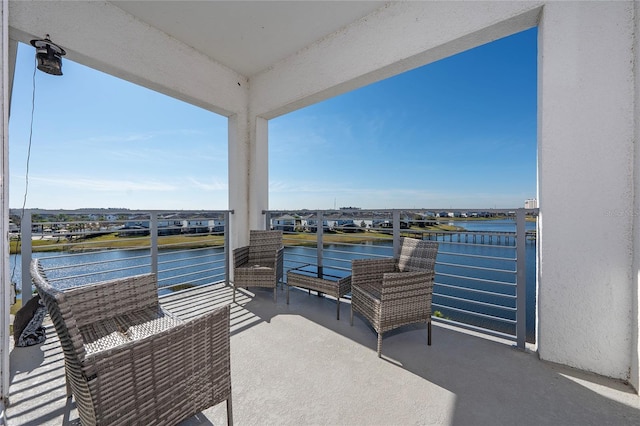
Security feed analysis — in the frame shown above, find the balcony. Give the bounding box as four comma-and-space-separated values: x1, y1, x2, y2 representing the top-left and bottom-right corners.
7, 283, 639, 425
6, 208, 640, 424
4, 0, 640, 408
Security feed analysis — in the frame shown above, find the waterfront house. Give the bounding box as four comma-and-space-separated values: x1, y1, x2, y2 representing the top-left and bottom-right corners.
1, 0, 640, 423
272, 214, 298, 232
306, 218, 330, 233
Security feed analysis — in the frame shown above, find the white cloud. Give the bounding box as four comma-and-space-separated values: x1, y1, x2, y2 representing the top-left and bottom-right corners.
28, 175, 177, 192
187, 177, 228, 191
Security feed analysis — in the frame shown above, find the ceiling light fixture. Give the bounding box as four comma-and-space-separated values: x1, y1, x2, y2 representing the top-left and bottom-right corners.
30, 34, 66, 76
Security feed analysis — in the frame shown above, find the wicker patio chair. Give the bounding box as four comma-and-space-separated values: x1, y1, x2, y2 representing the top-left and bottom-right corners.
233, 230, 284, 302
30, 259, 233, 426
350, 238, 438, 357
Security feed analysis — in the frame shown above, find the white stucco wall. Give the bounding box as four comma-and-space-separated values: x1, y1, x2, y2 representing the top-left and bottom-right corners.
538, 1, 636, 381
228, 112, 249, 252
250, 117, 269, 231
632, 0, 640, 393
1, 0, 9, 405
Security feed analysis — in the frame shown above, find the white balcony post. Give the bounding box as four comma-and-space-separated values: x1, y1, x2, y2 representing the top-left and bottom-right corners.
228, 112, 249, 254
19, 211, 32, 303
150, 212, 158, 276
224, 210, 231, 286
515, 208, 526, 349
0, 0, 7, 406
252, 116, 269, 231
538, 1, 636, 382
317, 211, 324, 277
228, 110, 269, 264
633, 0, 640, 393
392, 210, 400, 257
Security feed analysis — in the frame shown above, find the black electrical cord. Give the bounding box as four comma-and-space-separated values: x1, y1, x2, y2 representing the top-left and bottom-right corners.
10, 54, 37, 293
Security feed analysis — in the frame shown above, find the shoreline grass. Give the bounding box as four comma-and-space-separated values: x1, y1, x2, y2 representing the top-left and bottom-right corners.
10, 223, 467, 254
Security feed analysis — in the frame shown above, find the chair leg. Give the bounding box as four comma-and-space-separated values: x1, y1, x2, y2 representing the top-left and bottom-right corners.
232, 286, 236, 303
428, 320, 432, 346
350, 305, 354, 326
65, 370, 72, 398
273, 287, 277, 302
227, 395, 233, 426
377, 333, 383, 358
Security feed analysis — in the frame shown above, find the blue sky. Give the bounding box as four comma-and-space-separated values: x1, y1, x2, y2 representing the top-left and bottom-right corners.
9, 27, 536, 211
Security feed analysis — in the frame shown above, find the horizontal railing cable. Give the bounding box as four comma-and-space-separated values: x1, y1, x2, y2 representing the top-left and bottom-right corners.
434, 282, 516, 299
436, 272, 516, 287
41, 254, 151, 272
432, 302, 517, 324
437, 250, 515, 262
436, 261, 516, 275
435, 293, 517, 313
46, 263, 152, 282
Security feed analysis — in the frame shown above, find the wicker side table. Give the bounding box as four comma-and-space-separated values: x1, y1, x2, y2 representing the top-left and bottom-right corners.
286, 266, 351, 320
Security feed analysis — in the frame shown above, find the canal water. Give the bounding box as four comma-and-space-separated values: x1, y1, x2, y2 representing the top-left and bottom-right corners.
10, 219, 536, 342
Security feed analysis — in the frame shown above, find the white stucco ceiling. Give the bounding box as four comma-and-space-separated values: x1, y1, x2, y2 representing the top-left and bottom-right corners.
110, 0, 387, 77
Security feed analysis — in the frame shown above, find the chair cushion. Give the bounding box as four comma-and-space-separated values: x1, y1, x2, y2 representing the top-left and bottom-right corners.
80, 306, 182, 355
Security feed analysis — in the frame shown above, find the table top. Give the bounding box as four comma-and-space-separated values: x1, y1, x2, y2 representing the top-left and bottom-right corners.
287, 264, 350, 282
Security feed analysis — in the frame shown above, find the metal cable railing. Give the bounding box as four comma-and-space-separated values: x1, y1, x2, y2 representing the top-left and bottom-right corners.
269, 208, 537, 347
13, 207, 536, 348
15, 209, 231, 295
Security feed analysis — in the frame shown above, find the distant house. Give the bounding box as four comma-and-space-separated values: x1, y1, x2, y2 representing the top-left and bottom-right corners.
209, 219, 225, 233
306, 219, 330, 232
118, 219, 149, 237
124, 220, 149, 228
183, 219, 209, 234
157, 217, 183, 236
335, 219, 363, 233
272, 214, 297, 232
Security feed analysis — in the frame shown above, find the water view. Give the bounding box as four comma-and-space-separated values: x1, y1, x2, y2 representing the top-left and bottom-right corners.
11, 218, 536, 342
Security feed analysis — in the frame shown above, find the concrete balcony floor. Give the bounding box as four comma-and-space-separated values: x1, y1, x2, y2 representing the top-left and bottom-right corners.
6, 283, 640, 425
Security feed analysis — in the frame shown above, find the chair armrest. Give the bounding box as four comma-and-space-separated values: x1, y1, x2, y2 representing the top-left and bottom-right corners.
64, 274, 158, 329
352, 258, 396, 294
233, 246, 250, 268
380, 270, 434, 299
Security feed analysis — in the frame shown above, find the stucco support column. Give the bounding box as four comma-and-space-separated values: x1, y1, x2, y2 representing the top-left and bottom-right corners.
632, 0, 640, 393
250, 116, 269, 230
228, 112, 249, 253
1, 0, 10, 407
228, 112, 269, 249
538, 1, 636, 382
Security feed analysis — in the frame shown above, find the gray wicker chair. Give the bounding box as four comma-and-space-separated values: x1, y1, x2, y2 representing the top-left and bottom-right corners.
30, 259, 233, 426
233, 230, 284, 302
350, 238, 438, 357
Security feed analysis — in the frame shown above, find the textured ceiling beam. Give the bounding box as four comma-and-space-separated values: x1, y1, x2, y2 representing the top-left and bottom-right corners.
251, 1, 542, 120
9, 0, 247, 117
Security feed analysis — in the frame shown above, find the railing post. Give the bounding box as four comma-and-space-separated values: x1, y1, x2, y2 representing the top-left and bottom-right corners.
317, 211, 324, 278
20, 210, 32, 303
516, 208, 526, 349
150, 212, 158, 277
264, 210, 271, 230
393, 210, 400, 257
224, 210, 230, 286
